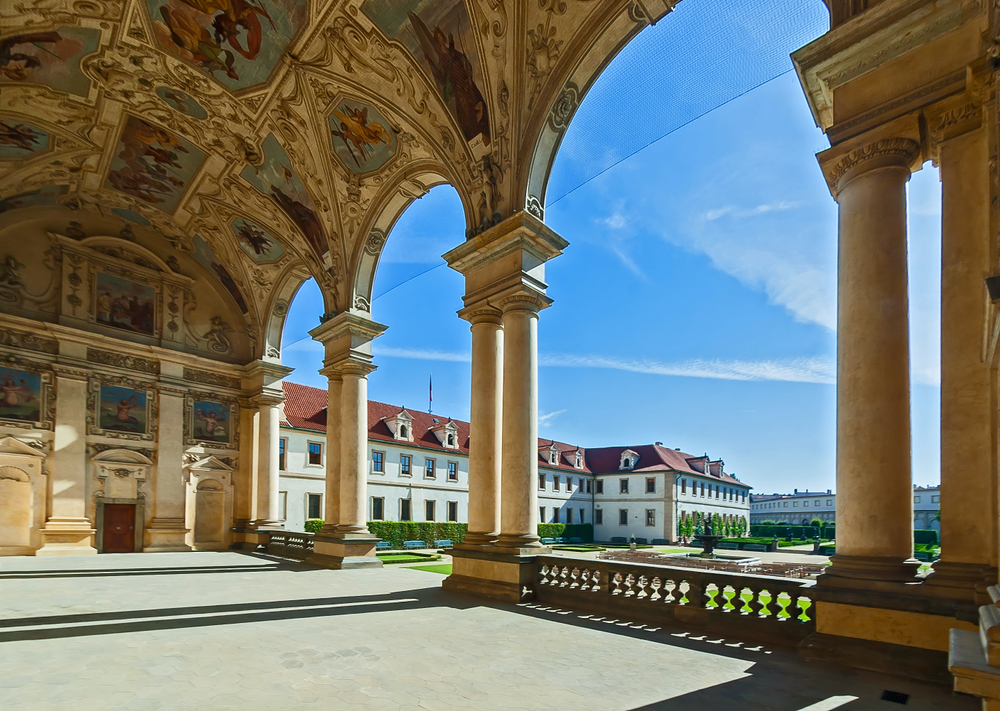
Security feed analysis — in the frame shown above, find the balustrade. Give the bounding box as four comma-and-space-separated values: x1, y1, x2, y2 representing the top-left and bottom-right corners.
534, 556, 814, 646
266, 531, 315, 560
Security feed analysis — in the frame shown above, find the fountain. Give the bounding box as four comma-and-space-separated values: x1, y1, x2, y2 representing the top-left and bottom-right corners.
693, 518, 725, 558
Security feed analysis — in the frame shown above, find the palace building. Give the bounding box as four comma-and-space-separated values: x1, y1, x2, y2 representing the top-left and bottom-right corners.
1, 0, 999, 704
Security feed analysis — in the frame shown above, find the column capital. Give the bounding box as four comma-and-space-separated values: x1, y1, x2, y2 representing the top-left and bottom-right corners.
309, 311, 386, 367
250, 393, 284, 408
924, 94, 983, 165
457, 302, 503, 325
820, 136, 921, 198
241, 359, 294, 391
499, 290, 552, 313
50, 363, 91, 381
321, 358, 377, 378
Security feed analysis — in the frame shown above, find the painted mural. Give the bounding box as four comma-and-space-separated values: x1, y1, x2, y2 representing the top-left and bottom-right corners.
192, 400, 230, 444
0, 121, 50, 159
231, 217, 284, 263
98, 385, 148, 434
240, 134, 326, 259
95, 272, 157, 336
111, 208, 152, 225
147, 0, 307, 92
155, 86, 208, 120
361, 0, 490, 145
0, 367, 41, 423
0, 185, 67, 214
0, 27, 100, 97
329, 100, 396, 174
105, 116, 206, 213
192, 235, 249, 314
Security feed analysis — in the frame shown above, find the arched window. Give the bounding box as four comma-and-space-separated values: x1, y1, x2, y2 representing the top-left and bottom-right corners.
447, 434, 455, 446
399, 425, 408, 439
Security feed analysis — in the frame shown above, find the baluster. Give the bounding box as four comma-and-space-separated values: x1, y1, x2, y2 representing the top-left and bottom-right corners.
721, 585, 736, 612
611, 571, 623, 595
797, 594, 812, 623
623, 573, 636, 597
757, 587, 772, 618
593, 569, 603, 593
636, 575, 649, 599
558, 566, 570, 587
649, 577, 662, 602
662, 578, 676, 604
739, 586, 754, 615
775, 591, 792, 621
538, 564, 550, 585
579, 568, 590, 591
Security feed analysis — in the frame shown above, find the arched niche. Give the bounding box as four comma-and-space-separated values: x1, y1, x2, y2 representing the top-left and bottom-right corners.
0, 436, 47, 555
521, 1, 677, 217
350, 168, 470, 318
262, 264, 313, 364
184, 455, 234, 550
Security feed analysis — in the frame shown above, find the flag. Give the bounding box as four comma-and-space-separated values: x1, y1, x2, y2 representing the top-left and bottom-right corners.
428, 373, 433, 413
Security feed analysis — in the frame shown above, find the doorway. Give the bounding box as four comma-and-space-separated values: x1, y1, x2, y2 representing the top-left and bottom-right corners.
102, 503, 136, 553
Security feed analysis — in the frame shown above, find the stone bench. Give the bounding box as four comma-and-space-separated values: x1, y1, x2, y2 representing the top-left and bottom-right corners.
403, 540, 425, 550
433, 539, 453, 549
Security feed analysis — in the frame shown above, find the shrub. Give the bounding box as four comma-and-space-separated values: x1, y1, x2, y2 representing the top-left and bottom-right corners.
537, 523, 594, 542
914, 529, 939, 546
366, 521, 468, 549
304, 519, 324, 533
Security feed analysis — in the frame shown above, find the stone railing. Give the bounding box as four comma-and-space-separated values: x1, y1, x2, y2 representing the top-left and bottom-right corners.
265, 531, 314, 561
535, 555, 815, 647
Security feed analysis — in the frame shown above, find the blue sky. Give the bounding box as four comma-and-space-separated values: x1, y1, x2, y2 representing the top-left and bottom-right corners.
282, 1, 943, 496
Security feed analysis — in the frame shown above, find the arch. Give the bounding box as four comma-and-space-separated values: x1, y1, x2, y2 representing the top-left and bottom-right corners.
263, 264, 313, 363
0, 465, 30, 482
521, 2, 676, 216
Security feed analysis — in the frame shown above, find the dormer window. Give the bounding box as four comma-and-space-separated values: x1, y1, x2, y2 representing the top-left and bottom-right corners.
574, 451, 583, 469
619, 449, 639, 470
385, 409, 413, 442
431, 419, 459, 449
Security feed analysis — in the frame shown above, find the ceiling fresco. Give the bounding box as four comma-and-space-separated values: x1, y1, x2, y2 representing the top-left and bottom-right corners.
0, 0, 676, 359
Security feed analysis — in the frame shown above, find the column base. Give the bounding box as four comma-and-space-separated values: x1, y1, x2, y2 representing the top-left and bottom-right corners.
37, 518, 96, 556
442, 547, 549, 603
306, 534, 383, 570
144, 518, 191, 553
461, 532, 498, 546
922, 562, 997, 605
819, 554, 922, 591
495, 533, 543, 550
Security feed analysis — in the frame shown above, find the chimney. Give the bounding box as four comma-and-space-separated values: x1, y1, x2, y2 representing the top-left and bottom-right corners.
794, 488, 798, 494
827, 489, 831, 494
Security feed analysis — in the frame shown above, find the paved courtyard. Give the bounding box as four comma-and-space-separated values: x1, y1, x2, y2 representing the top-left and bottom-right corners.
0, 552, 975, 710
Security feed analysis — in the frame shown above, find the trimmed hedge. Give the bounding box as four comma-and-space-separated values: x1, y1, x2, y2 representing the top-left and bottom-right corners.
304, 519, 323, 533
750, 524, 834, 539
914, 529, 939, 546
301, 520, 594, 548
537, 523, 593, 542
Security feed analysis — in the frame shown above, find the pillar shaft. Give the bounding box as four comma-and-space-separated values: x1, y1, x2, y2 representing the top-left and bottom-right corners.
144, 388, 190, 551
927, 125, 997, 598
463, 308, 504, 546
338, 368, 370, 536
38, 366, 95, 555
825, 137, 921, 585
254, 396, 282, 527
497, 297, 542, 549
320, 373, 342, 534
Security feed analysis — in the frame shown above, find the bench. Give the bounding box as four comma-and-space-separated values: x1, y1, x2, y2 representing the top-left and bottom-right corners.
433, 539, 453, 549
717, 541, 739, 550
651, 539, 670, 545
633, 538, 648, 545
403, 540, 425, 550
376, 541, 392, 551
554, 537, 568, 544
744, 543, 767, 552
610, 537, 627, 544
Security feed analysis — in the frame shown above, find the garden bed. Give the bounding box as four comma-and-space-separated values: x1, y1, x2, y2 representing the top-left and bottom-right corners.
376, 552, 442, 565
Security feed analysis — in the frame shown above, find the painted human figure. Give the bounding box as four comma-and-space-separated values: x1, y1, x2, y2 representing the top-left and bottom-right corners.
195, 408, 226, 437
1, 378, 34, 407
116, 395, 139, 423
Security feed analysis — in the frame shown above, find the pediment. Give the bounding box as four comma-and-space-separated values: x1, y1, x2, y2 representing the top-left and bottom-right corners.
93, 448, 154, 465
185, 455, 234, 472
0, 436, 46, 459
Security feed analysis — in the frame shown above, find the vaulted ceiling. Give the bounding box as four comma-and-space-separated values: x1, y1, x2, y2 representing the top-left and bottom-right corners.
0, 0, 675, 339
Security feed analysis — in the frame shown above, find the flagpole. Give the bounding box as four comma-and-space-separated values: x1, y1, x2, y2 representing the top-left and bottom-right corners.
428, 373, 433, 414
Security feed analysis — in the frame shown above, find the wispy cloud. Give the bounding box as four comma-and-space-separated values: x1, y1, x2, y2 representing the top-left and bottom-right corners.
372, 346, 835, 385
704, 200, 801, 221
602, 211, 628, 229
538, 409, 567, 426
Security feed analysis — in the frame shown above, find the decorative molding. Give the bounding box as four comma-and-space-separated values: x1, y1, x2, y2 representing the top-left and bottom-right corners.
548, 83, 579, 132
0, 327, 58, 356
86, 348, 160, 374
182, 367, 241, 391
824, 138, 920, 193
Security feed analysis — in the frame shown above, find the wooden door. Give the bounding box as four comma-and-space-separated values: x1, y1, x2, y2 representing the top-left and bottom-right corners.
103, 504, 136, 553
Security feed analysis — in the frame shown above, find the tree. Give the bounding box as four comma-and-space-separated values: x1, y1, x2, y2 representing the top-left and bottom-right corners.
712, 513, 721, 534
761, 519, 775, 525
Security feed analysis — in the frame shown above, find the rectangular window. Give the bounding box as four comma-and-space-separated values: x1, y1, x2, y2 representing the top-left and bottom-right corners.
586, 480, 592, 494
425, 500, 435, 521
447, 501, 458, 522
447, 461, 458, 481
715, 485, 720, 499
567, 478, 574, 492
596, 480, 604, 494
914, 496, 921, 503
553, 476, 560, 491
826, 499, 832, 506
539, 506, 546, 523
646, 478, 656, 494
371, 496, 384, 521
620, 478, 629, 494
595, 509, 604, 525
700, 482, 705, 496
538, 474, 546, 490
552, 508, 559, 523
400, 454, 411, 477
399, 498, 411, 521
278, 491, 287, 520
931, 495, 939, 503
372, 451, 384, 473
579, 508, 585, 523
803, 500, 809, 507
793, 501, 799, 507
425, 458, 435, 478
566, 508, 573, 524
278, 438, 287, 471
681, 479, 686, 494
619, 509, 628, 526
308, 442, 323, 466
646, 509, 655, 527
307, 493, 322, 520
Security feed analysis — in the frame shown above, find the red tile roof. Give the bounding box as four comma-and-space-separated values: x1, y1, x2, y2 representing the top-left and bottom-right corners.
281, 381, 746, 485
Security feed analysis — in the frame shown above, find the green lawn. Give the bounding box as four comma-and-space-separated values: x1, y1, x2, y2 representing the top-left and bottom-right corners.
552, 545, 606, 552
406, 564, 452, 575
377, 553, 441, 565
655, 548, 691, 554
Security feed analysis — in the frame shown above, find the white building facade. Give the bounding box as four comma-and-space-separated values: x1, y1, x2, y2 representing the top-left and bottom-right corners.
750, 486, 940, 532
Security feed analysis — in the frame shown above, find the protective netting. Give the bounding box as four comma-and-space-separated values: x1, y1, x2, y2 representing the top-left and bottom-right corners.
545, 0, 829, 207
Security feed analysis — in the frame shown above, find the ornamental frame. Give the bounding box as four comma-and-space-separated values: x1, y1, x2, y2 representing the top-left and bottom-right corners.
88, 374, 158, 442
0, 355, 55, 431
184, 391, 239, 450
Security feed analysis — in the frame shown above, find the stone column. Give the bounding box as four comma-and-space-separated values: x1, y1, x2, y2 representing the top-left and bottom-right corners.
820, 135, 922, 587
252, 394, 283, 528
442, 212, 567, 601
318, 370, 342, 536
232, 398, 258, 530
144, 386, 190, 551
924, 114, 997, 602
458, 305, 504, 547
497, 293, 546, 550
307, 312, 386, 569
38, 365, 96, 555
